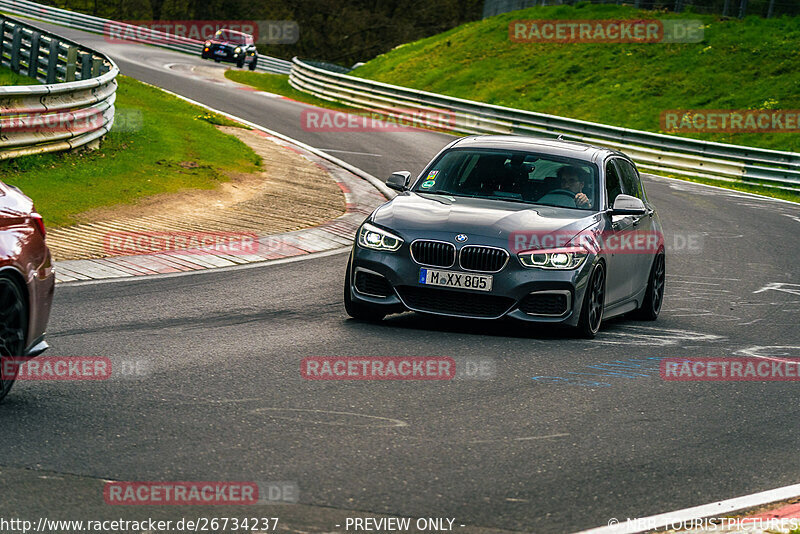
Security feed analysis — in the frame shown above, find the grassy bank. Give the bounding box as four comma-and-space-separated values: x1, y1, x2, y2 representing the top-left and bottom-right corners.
224, 70, 354, 112
0, 71, 261, 227
351, 4, 799, 153
0, 67, 39, 86
226, 4, 799, 202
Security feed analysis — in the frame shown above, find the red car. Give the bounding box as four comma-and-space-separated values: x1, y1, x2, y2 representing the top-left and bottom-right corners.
0, 180, 54, 402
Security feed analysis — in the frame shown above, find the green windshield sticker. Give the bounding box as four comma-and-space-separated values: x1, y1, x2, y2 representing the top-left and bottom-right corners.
421, 180, 436, 189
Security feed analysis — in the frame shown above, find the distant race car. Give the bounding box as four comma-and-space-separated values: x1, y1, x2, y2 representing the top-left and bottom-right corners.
0, 180, 54, 402
201, 28, 258, 70
344, 135, 666, 338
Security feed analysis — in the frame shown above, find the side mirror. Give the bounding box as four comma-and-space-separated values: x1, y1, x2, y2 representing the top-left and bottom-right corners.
386, 171, 411, 191
611, 194, 646, 215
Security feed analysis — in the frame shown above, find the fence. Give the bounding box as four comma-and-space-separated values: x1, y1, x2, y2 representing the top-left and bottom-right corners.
0, 0, 292, 74
0, 14, 118, 159
289, 58, 800, 192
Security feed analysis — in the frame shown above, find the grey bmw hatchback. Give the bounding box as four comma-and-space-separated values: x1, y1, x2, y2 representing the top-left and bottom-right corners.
344, 135, 665, 338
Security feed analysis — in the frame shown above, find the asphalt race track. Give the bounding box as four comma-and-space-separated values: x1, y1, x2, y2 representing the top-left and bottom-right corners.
2, 20, 800, 533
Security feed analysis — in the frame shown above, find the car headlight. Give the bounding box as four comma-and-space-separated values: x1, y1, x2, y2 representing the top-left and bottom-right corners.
204, 40, 211, 47
358, 223, 403, 252
234, 47, 242, 53
518, 246, 588, 269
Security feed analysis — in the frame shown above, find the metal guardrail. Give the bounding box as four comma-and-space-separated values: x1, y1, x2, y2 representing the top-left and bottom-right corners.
0, 0, 292, 74
289, 58, 800, 192
0, 14, 118, 159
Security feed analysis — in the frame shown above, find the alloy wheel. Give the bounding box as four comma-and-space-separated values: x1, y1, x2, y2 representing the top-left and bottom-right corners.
588, 265, 605, 333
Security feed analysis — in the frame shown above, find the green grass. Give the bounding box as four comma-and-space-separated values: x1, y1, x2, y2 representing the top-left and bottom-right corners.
224, 70, 355, 112
195, 110, 252, 129
0, 73, 261, 227
0, 67, 39, 86
351, 3, 799, 153
226, 4, 799, 202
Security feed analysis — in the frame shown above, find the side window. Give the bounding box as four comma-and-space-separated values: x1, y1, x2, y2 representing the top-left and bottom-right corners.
605, 160, 623, 207
616, 159, 644, 200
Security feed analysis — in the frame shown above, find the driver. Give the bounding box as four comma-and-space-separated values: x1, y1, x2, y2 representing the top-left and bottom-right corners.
538, 165, 591, 208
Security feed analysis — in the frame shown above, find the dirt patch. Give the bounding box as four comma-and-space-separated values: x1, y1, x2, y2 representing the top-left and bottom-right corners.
47, 126, 346, 260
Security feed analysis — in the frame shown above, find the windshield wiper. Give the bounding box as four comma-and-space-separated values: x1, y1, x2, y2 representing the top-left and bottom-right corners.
417, 190, 472, 198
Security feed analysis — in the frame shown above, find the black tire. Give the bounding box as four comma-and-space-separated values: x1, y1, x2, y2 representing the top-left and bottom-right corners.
237, 57, 245, 68
0, 274, 27, 403
343, 260, 386, 321
633, 251, 665, 321
214, 59, 220, 63
248, 54, 258, 71
576, 262, 605, 339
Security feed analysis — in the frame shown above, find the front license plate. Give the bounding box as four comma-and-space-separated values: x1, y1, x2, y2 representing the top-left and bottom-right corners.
419, 268, 492, 292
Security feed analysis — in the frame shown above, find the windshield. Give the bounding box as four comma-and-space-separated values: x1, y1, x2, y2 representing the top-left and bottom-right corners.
214, 29, 246, 43
412, 148, 599, 210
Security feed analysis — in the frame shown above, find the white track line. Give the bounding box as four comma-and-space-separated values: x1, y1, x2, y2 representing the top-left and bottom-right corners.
320, 148, 383, 157
643, 173, 800, 207
576, 483, 800, 534
59, 246, 351, 287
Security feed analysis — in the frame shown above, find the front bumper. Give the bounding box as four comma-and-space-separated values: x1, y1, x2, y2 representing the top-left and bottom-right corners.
201, 46, 243, 62
24, 336, 49, 357
349, 243, 595, 326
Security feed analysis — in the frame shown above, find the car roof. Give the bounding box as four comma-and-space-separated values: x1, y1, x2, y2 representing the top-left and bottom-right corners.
450, 135, 625, 162
216, 28, 248, 37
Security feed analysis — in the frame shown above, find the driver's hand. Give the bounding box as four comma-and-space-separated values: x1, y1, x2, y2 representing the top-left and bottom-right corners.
575, 192, 590, 208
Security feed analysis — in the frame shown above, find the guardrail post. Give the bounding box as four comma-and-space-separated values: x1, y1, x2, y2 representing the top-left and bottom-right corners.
738, 0, 748, 18
80, 51, 91, 79
46, 37, 59, 83
91, 57, 102, 77
767, 0, 775, 17
10, 25, 21, 72
28, 31, 40, 78
65, 45, 78, 82
0, 20, 6, 64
